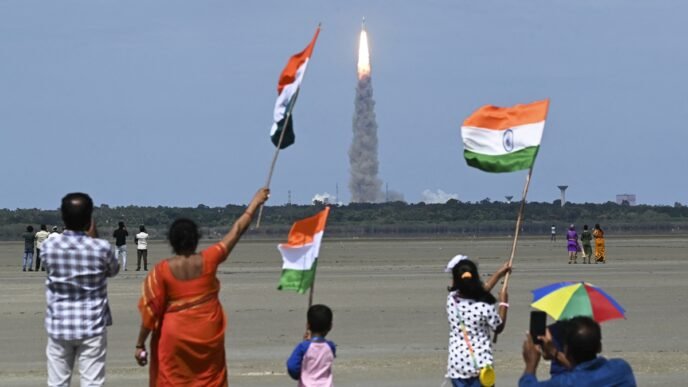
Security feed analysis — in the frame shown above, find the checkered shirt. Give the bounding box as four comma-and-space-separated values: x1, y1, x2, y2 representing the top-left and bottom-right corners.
42, 230, 120, 340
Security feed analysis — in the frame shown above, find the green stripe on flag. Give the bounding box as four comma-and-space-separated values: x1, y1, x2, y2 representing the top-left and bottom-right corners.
277, 260, 317, 294
464, 146, 539, 173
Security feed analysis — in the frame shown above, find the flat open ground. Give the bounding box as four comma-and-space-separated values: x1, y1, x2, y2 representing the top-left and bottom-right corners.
1, 236, 686, 386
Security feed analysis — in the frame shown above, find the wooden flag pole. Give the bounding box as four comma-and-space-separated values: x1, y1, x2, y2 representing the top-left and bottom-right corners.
493, 166, 534, 343
308, 264, 317, 308
502, 166, 534, 290
255, 109, 292, 228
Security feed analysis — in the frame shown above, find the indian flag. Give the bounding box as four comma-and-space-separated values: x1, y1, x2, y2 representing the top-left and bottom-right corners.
277, 207, 330, 293
461, 99, 549, 173
270, 27, 320, 149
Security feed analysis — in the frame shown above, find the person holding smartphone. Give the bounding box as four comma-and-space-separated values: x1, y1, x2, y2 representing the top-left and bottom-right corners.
519, 316, 636, 386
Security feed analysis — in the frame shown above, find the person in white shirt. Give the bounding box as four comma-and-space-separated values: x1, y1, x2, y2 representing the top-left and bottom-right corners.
48, 226, 61, 240
135, 225, 149, 271
34, 224, 51, 271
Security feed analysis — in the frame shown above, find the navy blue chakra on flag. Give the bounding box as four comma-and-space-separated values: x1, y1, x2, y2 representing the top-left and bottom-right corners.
502, 129, 514, 152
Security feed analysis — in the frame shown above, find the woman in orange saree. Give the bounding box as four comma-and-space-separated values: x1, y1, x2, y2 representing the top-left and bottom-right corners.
593, 223, 606, 263
135, 188, 269, 386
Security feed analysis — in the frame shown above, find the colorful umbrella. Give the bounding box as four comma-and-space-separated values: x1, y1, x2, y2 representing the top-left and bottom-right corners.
531, 281, 626, 323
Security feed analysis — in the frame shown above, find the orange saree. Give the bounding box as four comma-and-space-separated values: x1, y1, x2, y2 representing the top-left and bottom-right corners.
139, 243, 229, 387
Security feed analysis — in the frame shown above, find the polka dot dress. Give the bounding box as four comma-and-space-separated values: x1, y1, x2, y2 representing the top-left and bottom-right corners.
445, 291, 502, 379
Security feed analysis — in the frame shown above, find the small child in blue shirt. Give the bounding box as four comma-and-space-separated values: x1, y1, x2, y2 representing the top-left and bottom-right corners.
287, 304, 336, 387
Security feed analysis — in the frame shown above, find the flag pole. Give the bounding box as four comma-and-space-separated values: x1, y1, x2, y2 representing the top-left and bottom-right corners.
308, 262, 317, 308
493, 166, 534, 343
502, 166, 534, 290
255, 109, 292, 228
255, 23, 321, 229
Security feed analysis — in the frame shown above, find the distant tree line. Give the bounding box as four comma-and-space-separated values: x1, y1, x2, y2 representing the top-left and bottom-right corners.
1, 200, 687, 241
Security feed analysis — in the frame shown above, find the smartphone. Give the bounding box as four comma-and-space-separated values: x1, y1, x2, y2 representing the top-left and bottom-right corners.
530, 311, 547, 345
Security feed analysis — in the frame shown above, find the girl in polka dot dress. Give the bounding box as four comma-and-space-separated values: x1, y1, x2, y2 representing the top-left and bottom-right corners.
446, 259, 510, 387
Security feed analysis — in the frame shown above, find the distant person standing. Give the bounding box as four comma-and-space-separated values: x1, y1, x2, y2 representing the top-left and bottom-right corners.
593, 224, 606, 263
48, 226, 61, 239
566, 225, 579, 264
22, 225, 36, 271
550, 224, 557, 242
113, 222, 129, 271
580, 225, 593, 264
135, 225, 149, 271
42, 192, 120, 386
34, 224, 51, 271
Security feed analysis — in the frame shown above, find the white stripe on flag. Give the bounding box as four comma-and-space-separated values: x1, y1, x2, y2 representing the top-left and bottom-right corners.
278, 230, 323, 271
462, 122, 544, 156
270, 58, 310, 137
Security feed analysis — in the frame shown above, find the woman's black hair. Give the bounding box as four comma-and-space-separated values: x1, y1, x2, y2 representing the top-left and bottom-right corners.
168, 218, 200, 256
26, 225, 34, 232
448, 259, 496, 304
139, 225, 146, 232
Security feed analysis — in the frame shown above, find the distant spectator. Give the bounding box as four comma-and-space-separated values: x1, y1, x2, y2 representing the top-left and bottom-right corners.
519, 316, 636, 386
135, 225, 149, 271
550, 225, 556, 242
42, 192, 119, 386
34, 224, 50, 271
593, 224, 606, 263
22, 225, 35, 271
287, 304, 336, 387
580, 225, 593, 264
48, 226, 61, 240
113, 222, 129, 271
566, 225, 579, 264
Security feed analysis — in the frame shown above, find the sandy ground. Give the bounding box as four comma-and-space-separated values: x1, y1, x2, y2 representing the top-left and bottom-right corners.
1, 236, 686, 386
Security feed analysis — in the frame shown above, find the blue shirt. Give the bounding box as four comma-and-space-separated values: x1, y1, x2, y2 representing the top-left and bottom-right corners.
519, 357, 636, 387
547, 323, 567, 376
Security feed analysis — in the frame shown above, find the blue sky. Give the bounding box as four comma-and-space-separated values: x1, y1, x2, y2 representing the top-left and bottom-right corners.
1, 0, 686, 209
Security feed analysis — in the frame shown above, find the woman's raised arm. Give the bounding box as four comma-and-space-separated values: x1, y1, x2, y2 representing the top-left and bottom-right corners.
218, 188, 270, 256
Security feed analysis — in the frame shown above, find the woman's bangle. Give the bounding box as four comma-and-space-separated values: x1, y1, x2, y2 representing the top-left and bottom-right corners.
499, 302, 510, 308
135, 344, 145, 349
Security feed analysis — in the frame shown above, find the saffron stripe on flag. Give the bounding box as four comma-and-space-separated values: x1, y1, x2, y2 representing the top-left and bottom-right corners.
462, 99, 549, 130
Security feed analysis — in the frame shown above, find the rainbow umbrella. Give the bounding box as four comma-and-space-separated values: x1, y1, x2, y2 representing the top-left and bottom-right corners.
531, 282, 625, 323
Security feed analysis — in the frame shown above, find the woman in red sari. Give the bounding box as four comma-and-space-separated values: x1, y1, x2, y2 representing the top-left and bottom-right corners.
134, 188, 269, 386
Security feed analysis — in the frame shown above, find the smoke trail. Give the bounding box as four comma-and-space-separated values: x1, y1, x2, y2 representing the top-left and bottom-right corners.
349, 29, 384, 203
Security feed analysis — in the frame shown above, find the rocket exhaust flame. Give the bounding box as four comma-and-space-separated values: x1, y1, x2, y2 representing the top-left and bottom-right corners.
357, 29, 371, 78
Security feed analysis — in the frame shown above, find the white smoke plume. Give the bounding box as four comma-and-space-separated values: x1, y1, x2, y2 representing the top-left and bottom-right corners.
386, 189, 405, 202
349, 27, 384, 203
312, 192, 336, 205
421, 189, 459, 204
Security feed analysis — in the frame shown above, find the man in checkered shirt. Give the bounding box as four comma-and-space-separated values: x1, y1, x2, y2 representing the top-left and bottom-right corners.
41, 192, 120, 386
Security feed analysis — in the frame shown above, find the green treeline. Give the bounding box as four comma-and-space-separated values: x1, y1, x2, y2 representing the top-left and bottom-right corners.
1, 200, 687, 241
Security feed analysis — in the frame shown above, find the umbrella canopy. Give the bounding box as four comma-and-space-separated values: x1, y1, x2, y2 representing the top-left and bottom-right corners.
531, 281, 626, 323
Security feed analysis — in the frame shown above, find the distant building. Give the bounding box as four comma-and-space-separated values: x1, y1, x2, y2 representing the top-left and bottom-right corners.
616, 194, 636, 206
